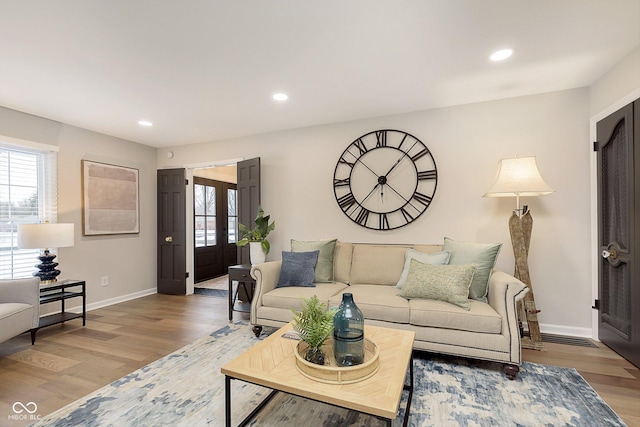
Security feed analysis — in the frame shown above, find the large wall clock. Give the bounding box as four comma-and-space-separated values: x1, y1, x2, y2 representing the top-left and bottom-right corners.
333, 129, 438, 230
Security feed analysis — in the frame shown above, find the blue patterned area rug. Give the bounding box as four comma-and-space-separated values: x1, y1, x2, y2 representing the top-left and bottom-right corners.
30, 323, 626, 427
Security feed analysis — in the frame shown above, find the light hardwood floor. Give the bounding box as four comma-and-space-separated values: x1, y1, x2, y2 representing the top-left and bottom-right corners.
0, 293, 638, 426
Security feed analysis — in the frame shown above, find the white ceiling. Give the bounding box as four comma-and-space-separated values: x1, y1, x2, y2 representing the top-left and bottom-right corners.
0, 1, 639, 148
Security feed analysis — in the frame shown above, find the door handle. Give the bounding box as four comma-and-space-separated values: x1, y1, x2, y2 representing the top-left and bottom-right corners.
602, 249, 616, 259
165, 236, 173, 243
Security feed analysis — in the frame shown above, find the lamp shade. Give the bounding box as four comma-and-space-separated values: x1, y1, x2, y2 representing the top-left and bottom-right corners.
484, 157, 554, 198
17, 223, 75, 249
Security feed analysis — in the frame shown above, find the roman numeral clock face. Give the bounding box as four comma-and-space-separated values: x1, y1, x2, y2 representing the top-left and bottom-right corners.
333, 129, 438, 230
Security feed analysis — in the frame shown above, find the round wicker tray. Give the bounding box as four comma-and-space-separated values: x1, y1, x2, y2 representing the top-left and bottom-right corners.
294, 337, 379, 384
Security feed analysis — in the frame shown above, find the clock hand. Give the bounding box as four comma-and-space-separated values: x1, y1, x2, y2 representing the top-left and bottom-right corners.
360, 182, 382, 205
385, 181, 423, 212
343, 151, 381, 179
382, 139, 422, 178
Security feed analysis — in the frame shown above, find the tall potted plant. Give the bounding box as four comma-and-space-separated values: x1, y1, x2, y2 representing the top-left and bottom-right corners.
235, 206, 275, 264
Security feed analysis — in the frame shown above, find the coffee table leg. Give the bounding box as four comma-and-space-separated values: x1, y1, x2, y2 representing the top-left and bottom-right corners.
402, 351, 414, 427
228, 276, 233, 322
225, 375, 232, 427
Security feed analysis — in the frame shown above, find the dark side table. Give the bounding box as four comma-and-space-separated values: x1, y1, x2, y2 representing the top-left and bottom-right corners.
37, 279, 86, 341
228, 264, 256, 321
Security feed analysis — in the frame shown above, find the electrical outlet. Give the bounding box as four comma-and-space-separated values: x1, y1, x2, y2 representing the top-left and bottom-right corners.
101, 276, 109, 286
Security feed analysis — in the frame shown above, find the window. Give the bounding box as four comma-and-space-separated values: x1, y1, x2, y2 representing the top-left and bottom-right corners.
194, 183, 216, 247
227, 188, 237, 243
0, 141, 57, 279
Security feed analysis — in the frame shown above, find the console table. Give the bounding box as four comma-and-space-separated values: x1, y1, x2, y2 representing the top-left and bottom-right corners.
38, 280, 86, 334
228, 264, 255, 321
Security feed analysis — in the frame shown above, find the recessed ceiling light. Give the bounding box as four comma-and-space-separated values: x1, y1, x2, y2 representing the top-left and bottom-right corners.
138, 120, 153, 127
272, 93, 288, 101
490, 49, 513, 62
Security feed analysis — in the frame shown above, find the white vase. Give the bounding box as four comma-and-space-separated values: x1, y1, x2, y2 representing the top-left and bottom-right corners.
249, 242, 266, 265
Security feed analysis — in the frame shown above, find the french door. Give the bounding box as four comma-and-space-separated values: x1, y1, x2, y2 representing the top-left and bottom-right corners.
194, 177, 237, 282
596, 98, 640, 368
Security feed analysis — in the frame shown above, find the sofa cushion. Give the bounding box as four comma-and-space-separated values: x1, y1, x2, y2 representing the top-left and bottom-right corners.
398, 261, 475, 310
291, 239, 337, 283
329, 285, 410, 324
0, 303, 32, 320
411, 244, 444, 254
333, 241, 353, 284
276, 251, 319, 288
444, 237, 502, 303
263, 282, 349, 311
350, 244, 409, 286
409, 299, 502, 334
396, 248, 451, 289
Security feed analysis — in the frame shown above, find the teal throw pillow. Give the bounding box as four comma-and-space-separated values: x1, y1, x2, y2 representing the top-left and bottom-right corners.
291, 239, 337, 283
395, 249, 451, 289
398, 261, 476, 310
276, 251, 319, 288
443, 237, 502, 303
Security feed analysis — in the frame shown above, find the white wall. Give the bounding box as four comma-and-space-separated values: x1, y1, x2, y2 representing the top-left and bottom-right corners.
589, 45, 640, 116
159, 88, 592, 336
57, 125, 158, 307
0, 107, 158, 311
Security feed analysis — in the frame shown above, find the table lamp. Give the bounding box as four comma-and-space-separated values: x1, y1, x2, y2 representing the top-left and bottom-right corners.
484, 156, 554, 349
17, 222, 75, 284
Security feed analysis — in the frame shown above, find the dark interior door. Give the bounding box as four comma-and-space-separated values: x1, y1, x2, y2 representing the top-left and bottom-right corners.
157, 168, 187, 294
194, 177, 237, 282
236, 158, 261, 265
596, 99, 640, 368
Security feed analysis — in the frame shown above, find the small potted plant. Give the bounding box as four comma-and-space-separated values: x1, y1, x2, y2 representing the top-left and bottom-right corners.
235, 206, 275, 264
291, 295, 337, 365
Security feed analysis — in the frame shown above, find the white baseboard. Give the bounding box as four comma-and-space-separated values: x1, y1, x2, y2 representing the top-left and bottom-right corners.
51, 288, 158, 315
523, 322, 593, 339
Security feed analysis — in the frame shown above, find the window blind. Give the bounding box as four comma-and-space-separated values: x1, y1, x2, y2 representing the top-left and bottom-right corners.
0, 141, 57, 279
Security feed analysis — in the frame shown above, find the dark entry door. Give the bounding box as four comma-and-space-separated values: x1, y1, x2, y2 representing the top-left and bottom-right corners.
236, 158, 261, 265
596, 99, 640, 368
157, 168, 187, 294
194, 177, 237, 282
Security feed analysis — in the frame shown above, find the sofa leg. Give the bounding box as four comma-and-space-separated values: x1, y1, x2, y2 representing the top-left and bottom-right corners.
252, 326, 262, 338
30, 328, 37, 345
504, 364, 519, 380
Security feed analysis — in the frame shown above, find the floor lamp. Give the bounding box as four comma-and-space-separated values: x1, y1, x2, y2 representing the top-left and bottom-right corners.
484, 157, 554, 350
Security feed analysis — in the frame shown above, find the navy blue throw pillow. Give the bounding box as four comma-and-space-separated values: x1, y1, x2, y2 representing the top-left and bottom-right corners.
276, 250, 320, 288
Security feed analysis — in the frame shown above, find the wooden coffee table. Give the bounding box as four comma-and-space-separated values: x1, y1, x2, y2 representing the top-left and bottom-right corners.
221, 322, 415, 426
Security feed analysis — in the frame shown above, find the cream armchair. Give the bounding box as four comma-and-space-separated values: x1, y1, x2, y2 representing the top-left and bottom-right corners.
0, 278, 40, 345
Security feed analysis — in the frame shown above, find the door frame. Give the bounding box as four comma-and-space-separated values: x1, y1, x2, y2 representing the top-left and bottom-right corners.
589, 88, 640, 340
182, 158, 244, 295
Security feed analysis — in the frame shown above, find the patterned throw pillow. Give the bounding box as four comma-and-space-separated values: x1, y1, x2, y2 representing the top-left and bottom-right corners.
395, 248, 451, 289
276, 251, 320, 288
397, 260, 476, 310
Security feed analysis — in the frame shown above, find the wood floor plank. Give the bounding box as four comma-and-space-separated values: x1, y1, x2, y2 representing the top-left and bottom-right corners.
0, 293, 637, 427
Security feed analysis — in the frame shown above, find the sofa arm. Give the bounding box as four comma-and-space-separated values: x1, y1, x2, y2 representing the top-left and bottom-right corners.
250, 261, 282, 325
0, 277, 41, 328
487, 270, 530, 363
488, 270, 529, 307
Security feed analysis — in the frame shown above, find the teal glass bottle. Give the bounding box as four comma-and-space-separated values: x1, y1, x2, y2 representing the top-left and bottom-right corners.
333, 293, 365, 366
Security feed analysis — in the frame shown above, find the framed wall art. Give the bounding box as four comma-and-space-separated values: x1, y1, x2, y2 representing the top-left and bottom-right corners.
82, 160, 140, 235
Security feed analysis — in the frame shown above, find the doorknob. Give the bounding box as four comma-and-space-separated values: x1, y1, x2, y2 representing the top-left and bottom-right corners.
165, 236, 173, 243
602, 249, 617, 259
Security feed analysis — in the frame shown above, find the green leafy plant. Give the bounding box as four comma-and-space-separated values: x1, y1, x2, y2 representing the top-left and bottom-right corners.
292, 295, 337, 365
235, 206, 275, 255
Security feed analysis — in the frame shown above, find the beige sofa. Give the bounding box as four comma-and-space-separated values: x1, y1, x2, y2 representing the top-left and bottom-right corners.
250, 242, 529, 379
0, 277, 40, 345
